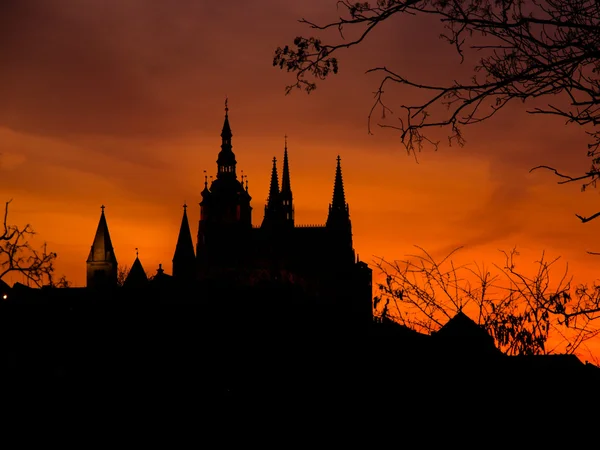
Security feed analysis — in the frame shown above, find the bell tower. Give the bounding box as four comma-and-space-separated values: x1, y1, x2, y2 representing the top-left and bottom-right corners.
86, 205, 118, 289
326, 156, 355, 266
196, 99, 253, 272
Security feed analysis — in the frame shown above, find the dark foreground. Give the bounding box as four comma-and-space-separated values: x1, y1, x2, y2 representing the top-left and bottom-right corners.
2, 290, 599, 442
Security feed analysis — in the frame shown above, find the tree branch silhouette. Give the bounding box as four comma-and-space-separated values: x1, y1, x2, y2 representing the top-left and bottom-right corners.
274, 0, 600, 220
1, 199, 58, 287
373, 246, 599, 356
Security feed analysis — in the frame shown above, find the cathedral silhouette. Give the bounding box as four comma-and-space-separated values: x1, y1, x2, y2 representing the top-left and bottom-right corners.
85, 102, 373, 323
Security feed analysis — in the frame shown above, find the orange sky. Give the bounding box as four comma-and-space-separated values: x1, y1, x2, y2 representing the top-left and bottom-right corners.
2, 1, 600, 358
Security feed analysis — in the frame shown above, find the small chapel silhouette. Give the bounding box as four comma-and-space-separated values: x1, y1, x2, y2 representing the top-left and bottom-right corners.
85, 101, 373, 322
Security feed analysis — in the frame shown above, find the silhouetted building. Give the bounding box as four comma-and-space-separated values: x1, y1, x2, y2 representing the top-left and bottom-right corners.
123, 253, 148, 289
85, 102, 373, 323
86, 205, 117, 289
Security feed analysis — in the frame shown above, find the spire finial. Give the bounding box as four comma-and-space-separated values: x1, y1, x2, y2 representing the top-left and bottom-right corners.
183, 202, 187, 211
225, 96, 228, 115
245, 179, 248, 190
101, 204, 105, 213
203, 170, 208, 187
135, 247, 139, 258
284, 134, 288, 149
337, 155, 341, 163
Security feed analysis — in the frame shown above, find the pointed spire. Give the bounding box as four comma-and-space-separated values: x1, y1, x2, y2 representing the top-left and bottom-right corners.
86, 205, 118, 289
217, 98, 236, 179
87, 205, 117, 265
202, 170, 210, 196
326, 155, 350, 227
221, 97, 232, 140
267, 157, 280, 207
123, 253, 148, 288
261, 157, 282, 229
173, 203, 196, 279
331, 155, 347, 209
281, 135, 292, 195
280, 135, 294, 226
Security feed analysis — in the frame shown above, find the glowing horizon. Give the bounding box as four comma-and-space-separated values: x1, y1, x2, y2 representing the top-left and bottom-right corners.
2, 0, 600, 359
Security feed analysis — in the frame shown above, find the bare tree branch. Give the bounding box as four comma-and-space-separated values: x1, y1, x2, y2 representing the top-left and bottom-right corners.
274, 0, 600, 221
0, 200, 58, 287
373, 245, 598, 356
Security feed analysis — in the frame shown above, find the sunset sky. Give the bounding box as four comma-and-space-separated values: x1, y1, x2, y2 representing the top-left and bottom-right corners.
2, 1, 600, 356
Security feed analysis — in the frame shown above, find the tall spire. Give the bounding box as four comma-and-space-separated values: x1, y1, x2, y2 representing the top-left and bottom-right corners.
267, 157, 280, 208
280, 135, 294, 226
281, 135, 291, 195
221, 97, 232, 141
217, 98, 236, 179
331, 155, 346, 210
326, 156, 355, 264
261, 157, 282, 228
173, 202, 196, 280
326, 155, 349, 226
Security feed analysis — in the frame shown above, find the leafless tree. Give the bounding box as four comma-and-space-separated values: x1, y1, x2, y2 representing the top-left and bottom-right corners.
274, 0, 600, 221
374, 245, 599, 357
0, 199, 58, 287
117, 265, 130, 287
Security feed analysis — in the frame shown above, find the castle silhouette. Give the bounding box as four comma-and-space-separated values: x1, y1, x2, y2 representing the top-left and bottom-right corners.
85, 101, 373, 322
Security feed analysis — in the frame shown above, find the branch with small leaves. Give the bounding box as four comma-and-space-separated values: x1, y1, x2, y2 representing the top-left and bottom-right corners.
275, 0, 600, 217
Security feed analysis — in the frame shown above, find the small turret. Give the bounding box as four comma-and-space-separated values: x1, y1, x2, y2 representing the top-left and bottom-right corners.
123, 248, 148, 289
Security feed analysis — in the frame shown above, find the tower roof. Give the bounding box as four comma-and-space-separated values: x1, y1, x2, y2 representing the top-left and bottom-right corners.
331, 155, 347, 210
86, 205, 117, 264
221, 98, 232, 139
281, 136, 292, 196
267, 157, 280, 209
173, 203, 196, 263
124, 254, 148, 288
326, 156, 350, 227
201, 171, 211, 197
217, 98, 237, 177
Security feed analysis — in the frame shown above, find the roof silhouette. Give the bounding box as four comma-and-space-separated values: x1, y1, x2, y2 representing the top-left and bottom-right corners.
86, 207, 117, 265
123, 256, 148, 288
173, 205, 195, 262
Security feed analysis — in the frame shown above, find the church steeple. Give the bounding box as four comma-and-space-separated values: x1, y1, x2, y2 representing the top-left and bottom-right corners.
267, 157, 280, 209
326, 156, 355, 265
327, 155, 349, 224
173, 203, 196, 281
217, 98, 236, 179
280, 135, 294, 226
281, 136, 291, 195
86, 205, 118, 289
262, 157, 281, 228
221, 98, 232, 142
